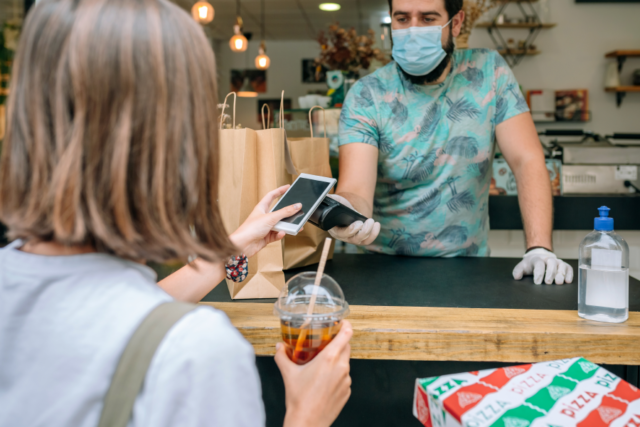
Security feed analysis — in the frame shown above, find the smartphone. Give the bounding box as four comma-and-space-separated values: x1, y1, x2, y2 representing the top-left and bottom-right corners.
270, 173, 337, 235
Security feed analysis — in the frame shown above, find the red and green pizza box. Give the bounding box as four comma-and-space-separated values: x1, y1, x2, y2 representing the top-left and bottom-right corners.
413, 358, 640, 427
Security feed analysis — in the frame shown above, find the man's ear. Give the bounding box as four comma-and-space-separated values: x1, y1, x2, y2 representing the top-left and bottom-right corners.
451, 10, 465, 38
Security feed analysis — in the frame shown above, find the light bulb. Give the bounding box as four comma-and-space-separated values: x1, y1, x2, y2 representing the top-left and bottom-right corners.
230, 34, 248, 52
255, 44, 270, 70
256, 54, 270, 70
191, 1, 214, 24
230, 24, 248, 52
319, 3, 341, 11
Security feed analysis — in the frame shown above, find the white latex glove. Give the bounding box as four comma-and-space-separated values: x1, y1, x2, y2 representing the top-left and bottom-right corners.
326, 194, 381, 246
512, 248, 574, 285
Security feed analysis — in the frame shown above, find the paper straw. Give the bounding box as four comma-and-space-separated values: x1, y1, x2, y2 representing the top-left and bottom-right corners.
291, 237, 332, 363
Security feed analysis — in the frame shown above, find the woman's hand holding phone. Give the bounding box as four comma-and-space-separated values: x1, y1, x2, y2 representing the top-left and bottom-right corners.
276, 321, 353, 427
229, 186, 301, 258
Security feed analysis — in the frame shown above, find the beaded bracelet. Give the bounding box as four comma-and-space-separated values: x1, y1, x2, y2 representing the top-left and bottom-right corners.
225, 254, 248, 283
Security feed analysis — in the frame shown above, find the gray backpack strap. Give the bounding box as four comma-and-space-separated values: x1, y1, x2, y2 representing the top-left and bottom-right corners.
98, 301, 198, 427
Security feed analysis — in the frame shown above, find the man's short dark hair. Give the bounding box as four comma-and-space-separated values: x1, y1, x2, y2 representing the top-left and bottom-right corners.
387, 0, 464, 20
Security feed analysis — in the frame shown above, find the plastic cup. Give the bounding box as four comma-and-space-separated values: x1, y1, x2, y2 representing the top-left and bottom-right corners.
274, 272, 349, 365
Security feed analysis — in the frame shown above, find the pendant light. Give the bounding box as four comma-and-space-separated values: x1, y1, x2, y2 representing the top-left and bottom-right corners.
229, 0, 248, 52
319, 3, 341, 11
237, 76, 258, 98
191, 1, 214, 25
255, 0, 270, 70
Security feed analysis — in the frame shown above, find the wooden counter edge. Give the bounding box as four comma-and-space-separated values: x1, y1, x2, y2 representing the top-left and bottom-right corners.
201, 302, 640, 366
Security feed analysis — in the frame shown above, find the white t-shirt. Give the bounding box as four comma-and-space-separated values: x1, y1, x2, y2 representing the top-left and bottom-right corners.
0, 241, 265, 427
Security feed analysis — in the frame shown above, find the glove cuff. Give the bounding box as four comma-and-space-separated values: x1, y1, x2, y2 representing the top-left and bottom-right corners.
525, 246, 553, 254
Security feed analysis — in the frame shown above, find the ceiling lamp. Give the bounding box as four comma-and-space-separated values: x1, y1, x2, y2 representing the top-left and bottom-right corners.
319, 3, 341, 11
255, 42, 270, 70
237, 76, 258, 98
229, 1, 248, 52
255, 0, 270, 70
191, 1, 214, 24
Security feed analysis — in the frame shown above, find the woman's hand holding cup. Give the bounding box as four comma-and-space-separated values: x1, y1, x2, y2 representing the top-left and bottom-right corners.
276, 320, 353, 427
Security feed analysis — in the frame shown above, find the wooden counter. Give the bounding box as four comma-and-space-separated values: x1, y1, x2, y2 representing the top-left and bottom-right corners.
199, 255, 640, 427
202, 255, 640, 366
202, 302, 640, 366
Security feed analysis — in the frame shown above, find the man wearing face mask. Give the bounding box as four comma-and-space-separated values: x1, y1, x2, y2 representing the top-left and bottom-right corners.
328, 0, 573, 286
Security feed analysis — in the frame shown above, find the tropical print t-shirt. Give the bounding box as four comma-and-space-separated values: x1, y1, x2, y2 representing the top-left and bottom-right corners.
339, 49, 529, 257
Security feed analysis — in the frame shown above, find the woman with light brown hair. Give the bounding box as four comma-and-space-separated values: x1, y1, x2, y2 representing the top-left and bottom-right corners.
0, 1, 352, 426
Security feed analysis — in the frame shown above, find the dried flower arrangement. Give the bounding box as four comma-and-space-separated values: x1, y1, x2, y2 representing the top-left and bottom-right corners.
316, 24, 390, 76
457, 0, 497, 49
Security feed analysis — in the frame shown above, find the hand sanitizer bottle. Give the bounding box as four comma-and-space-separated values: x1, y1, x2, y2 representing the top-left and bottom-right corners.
578, 206, 629, 323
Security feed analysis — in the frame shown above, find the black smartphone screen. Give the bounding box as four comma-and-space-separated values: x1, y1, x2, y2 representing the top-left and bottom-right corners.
272, 178, 333, 225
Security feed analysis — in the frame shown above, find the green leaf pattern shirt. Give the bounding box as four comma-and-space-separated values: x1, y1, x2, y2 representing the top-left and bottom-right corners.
339, 49, 529, 257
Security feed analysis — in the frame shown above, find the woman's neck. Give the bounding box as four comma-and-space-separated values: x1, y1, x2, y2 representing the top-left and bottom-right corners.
20, 240, 96, 256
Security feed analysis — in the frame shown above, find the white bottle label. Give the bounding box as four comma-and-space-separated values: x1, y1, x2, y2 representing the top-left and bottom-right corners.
585, 269, 628, 309
586, 248, 626, 309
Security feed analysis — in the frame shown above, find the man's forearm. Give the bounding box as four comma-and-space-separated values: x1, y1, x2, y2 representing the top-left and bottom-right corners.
514, 157, 553, 250
335, 191, 373, 217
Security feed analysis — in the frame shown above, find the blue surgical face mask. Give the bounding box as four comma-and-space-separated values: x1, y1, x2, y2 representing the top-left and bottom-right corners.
392, 20, 452, 76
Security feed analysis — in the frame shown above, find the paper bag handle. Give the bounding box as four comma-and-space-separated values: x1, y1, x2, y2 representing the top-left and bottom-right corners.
220, 92, 237, 130
308, 106, 327, 139
278, 90, 285, 129
261, 103, 271, 130
274, 90, 298, 176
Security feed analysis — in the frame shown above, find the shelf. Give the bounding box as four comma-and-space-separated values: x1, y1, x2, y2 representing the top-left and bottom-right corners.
476, 22, 556, 29
604, 50, 640, 107
498, 49, 541, 56
480, 0, 554, 67
605, 50, 640, 58
532, 110, 591, 123
605, 86, 640, 93
605, 86, 640, 107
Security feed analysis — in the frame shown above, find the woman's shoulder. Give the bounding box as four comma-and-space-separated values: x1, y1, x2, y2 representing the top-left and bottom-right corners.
162, 305, 253, 361
131, 305, 264, 426
147, 304, 257, 385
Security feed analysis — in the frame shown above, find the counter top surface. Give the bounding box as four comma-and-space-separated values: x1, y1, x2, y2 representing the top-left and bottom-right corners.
202, 255, 640, 311
202, 255, 640, 365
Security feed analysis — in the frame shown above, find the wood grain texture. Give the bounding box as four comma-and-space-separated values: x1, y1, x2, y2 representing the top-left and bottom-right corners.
201, 302, 640, 365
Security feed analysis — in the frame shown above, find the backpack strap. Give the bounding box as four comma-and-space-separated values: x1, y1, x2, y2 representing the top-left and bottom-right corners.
98, 301, 198, 427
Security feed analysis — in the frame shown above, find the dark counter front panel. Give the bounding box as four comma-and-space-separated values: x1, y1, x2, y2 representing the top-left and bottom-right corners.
203, 255, 640, 311
489, 195, 640, 230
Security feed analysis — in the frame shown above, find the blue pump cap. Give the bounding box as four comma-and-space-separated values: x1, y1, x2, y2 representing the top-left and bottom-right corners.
594, 206, 613, 231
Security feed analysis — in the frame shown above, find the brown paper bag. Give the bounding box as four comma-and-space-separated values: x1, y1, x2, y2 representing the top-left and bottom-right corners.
218, 93, 284, 299
283, 107, 335, 269
219, 92, 301, 299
